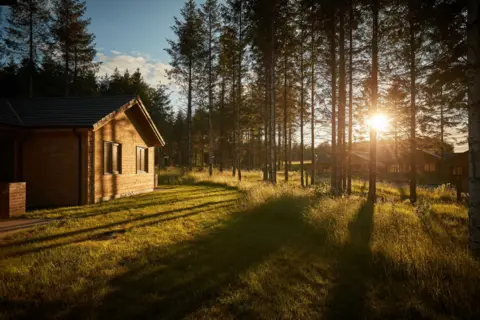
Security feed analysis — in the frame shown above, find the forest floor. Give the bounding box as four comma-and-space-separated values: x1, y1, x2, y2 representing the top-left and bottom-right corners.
0, 169, 478, 319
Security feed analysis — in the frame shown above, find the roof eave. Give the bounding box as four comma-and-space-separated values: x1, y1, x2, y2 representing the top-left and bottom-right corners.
135, 97, 165, 147
92, 97, 137, 130
92, 96, 165, 147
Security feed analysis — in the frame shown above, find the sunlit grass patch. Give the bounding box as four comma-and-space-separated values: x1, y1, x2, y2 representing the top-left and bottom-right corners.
0, 169, 478, 319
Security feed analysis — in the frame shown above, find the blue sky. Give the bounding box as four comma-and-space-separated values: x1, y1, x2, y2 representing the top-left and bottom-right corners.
86, 0, 180, 64
85, 0, 196, 108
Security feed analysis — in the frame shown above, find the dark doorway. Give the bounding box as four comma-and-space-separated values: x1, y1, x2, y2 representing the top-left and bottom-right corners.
0, 139, 15, 182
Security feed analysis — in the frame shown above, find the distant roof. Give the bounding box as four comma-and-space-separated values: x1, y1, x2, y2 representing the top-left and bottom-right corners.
0, 95, 137, 128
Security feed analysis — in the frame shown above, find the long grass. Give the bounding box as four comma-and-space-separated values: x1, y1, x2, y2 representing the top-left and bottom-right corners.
0, 168, 477, 319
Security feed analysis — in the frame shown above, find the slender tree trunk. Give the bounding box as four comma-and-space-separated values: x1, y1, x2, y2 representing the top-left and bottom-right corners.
394, 109, 398, 172
330, 11, 337, 194
311, 16, 316, 186
64, 5, 70, 97
278, 121, 282, 171
237, 3, 243, 181
300, 25, 305, 188
29, 0, 34, 98
264, 65, 269, 181
288, 123, 292, 170
467, 0, 480, 252
232, 62, 236, 177
440, 87, 445, 160
208, 11, 214, 177
187, 60, 193, 171
368, 0, 378, 202
219, 75, 226, 172
440, 88, 445, 182
409, 2, 417, 203
339, 5, 346, 194
73, 48, 78, 96
347, 0, 354, 195
284, 52, 289, 182
270, 9, 277, 185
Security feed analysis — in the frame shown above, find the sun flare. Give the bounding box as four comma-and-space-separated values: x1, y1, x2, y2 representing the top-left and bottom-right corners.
368, 114, 389, 132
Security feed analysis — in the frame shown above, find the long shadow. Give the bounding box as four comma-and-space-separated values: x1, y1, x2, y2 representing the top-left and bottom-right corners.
326, 201, 374, 319
0, 201, 237, 260
0, 199, 237, 254
69, 189, 237, 220
53, 195, 322, 319
26, 187, 229, 220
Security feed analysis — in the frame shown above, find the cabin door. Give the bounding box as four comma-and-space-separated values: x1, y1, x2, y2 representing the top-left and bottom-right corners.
0, 139, 15, 182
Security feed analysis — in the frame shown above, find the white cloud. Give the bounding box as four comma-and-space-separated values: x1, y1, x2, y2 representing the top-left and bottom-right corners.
96, 51, 171, 88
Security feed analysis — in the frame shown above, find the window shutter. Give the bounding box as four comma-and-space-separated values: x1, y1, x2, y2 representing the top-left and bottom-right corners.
145, 149, 149, 173
118, 144, 122, 173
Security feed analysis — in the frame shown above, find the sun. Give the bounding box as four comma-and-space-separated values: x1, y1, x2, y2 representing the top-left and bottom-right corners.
368, 114, 389, 132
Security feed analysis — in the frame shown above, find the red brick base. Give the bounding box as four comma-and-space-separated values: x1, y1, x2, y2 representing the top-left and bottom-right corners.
0, 182, 26, 218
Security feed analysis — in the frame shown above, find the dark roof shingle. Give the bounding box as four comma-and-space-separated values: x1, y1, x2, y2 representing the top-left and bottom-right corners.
0, 99, 23, 126
0, 95, 136, 127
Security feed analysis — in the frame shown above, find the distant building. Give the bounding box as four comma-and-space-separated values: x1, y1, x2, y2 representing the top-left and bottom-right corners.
313, 139, 459, 185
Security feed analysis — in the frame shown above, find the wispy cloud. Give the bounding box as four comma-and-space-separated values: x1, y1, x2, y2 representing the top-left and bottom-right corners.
96, 51, 171, 88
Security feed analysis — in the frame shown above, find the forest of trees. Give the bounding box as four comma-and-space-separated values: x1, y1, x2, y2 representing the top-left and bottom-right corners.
0, 0, 174, 154
165, 0, 467, 200
0, 0, 468, 200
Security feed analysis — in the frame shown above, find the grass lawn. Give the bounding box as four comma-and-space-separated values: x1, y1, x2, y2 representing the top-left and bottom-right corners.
0, 170, 479, 319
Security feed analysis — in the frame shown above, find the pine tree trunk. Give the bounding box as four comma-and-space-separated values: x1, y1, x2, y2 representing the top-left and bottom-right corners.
284, 53, 289, 182
64, 4, 70, 97
187, 60, 193, 171
467, 0, 480, 252
278, 121, 282, 171
237, 3, 243, 181
409, 2, 417, 203
440, 86, 445, 160
29, 0, 34, 98
289, 123, 292, 170
339, 6, 346, 194
368, 0, 378, 202
270, 11, 276, 185
330, 11, 337, 194
300, 26, 305, 188
73, 48, 78, 96
311, 17, 316, 186
219, 75, 226, 172
264, 65, 269, 181
347, 0, 354, 195
232, 63, 236, 177
208, 12, 214, 177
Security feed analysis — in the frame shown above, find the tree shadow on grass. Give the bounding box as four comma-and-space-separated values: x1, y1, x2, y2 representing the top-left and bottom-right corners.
63, 195, 323, 319
0, 199, 238, 259
25, 186, 233, 220
326, 201, 374, 319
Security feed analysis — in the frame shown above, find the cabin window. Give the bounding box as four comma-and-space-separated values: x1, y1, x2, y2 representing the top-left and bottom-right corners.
389, 164, 400, 173
137, 147, 148, 173
424, 163, 436, 172
453, 166, 463, 176
104, 141, 121, 174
